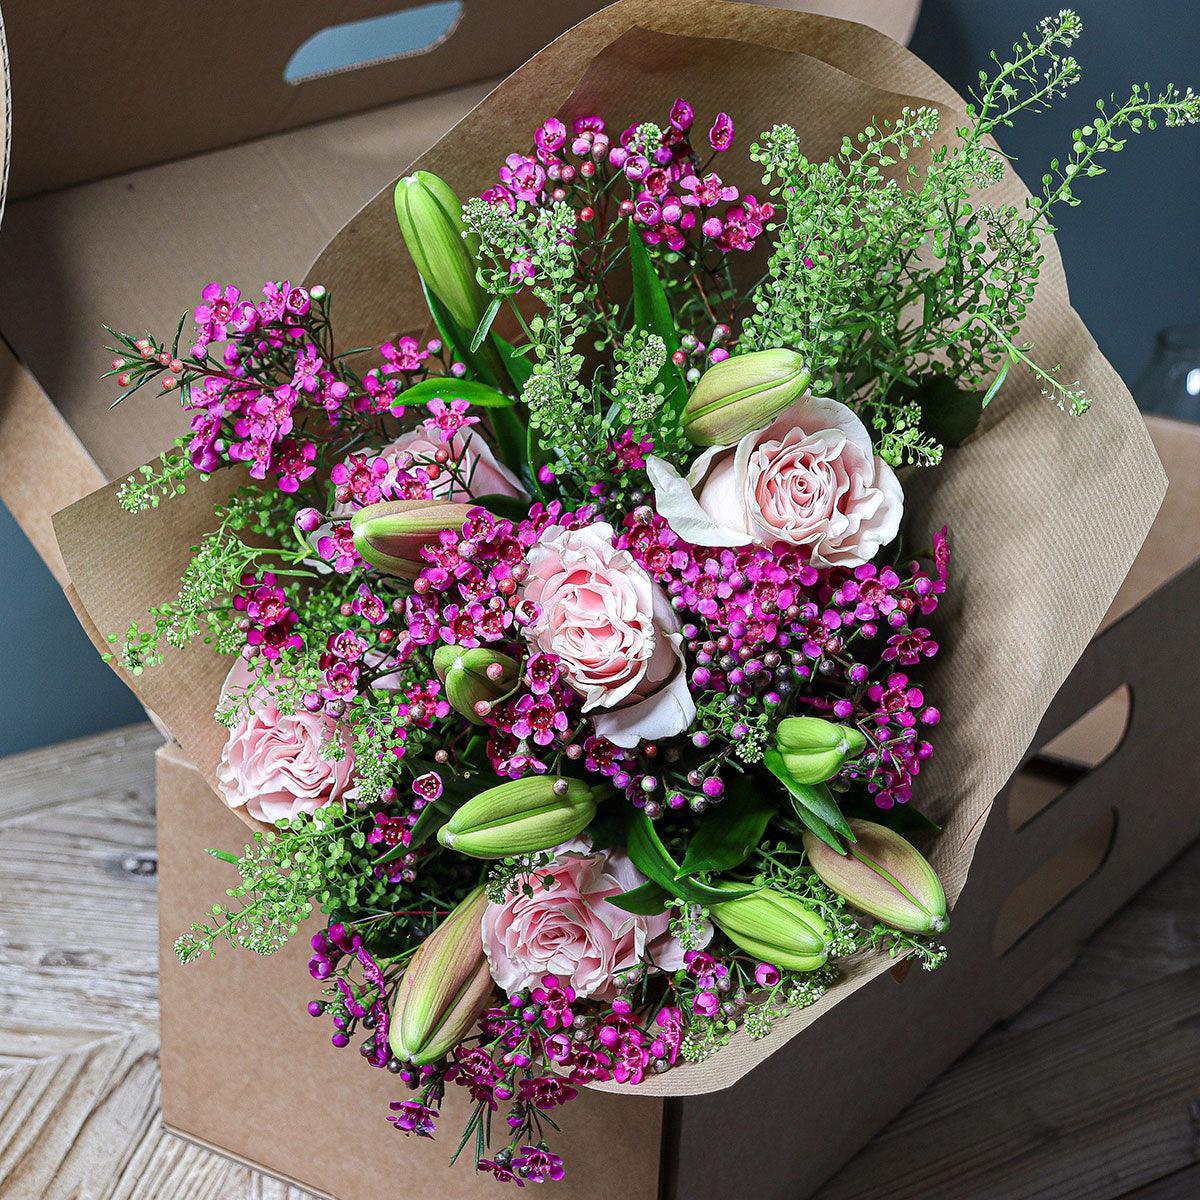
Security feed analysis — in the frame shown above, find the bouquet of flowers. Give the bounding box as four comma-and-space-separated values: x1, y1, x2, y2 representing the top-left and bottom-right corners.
55, 2, 1194, 1188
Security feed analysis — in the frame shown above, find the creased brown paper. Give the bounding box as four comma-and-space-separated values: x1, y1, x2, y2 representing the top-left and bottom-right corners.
54, 0, 1165, 1095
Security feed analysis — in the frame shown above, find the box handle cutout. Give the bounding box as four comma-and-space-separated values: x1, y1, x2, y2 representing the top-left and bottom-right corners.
1008, 684, 1132, 830
284, 3, 464, 84
992, 808, 1117, 957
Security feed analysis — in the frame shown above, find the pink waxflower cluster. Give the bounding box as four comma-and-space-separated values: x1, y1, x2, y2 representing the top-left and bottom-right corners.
487, 101, 773, 253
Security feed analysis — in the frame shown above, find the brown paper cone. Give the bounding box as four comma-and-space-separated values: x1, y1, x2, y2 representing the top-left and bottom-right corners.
54, 0, 1164, 1095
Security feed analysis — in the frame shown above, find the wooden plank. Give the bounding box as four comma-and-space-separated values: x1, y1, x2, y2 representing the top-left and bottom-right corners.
816, 965, 1200, 1200
0, 723, 319, 1200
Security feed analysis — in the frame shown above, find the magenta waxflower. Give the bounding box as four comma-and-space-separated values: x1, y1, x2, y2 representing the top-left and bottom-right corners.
499, 152, 547, 203
708, 111, 734, 150
517, 1075, 578, 1110
388, 1100, 438, 1138
271, 439, 317, 493
423, 397, 479, 441
331, 453, 390, 508
316, 522, 361, 573
669, 97, 694, 131
380, 336, 428, 374
681, 171, 738, 207
535, 117, 567, 154
193, 282, 241, 352
512, 1147, 565, 1184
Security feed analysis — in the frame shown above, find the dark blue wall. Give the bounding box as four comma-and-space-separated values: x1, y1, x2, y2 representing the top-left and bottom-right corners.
1, 0, 1197, 756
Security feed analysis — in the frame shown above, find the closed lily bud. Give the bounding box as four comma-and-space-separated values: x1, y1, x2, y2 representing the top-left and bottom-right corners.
438, 777, 596, 858
775, 716, 867, 785
804, 819, 948, 934
394, 171, 487, 334
682, 348, 811, 446
433, 645, 519, 724
350, 499, 478, 579
709, 884, 830, 973
389, 886, 493, 1065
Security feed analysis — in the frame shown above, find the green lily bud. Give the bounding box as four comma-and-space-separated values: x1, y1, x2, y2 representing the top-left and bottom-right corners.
394, 170, 487, 334
709, 883, 830, 973
350, 499, 479, 579
682, 348, 811, 446
438, 777, 596, 858
803, 819, 948, 934
775, 716, 867, 785
433, 645, 519, 724
389, 886, 493, 1065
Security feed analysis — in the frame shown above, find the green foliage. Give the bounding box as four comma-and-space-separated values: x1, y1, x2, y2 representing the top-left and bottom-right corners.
116, 439, 197, 513
174, 805, 356, 962
740, 9, 1200, 462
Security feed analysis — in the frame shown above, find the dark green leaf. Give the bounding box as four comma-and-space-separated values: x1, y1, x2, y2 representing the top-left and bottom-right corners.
421, 281, 501, 389
627, 219, 687, 415
608, 881, 672, 915
472, 492, 531, 523
902, 373, 985, 448
495, 333, 533, 390
678, 782, 774, 876
403, 803, 447, 854
763, 750, 852, 852
625, 812, 758, 904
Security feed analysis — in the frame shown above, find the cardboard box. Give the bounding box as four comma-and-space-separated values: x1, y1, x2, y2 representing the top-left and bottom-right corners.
3, 0, 1197, 1196
153, 415, 1200, 1200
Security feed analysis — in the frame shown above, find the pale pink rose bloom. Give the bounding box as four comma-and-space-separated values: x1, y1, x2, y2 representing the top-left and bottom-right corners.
481, 839, 711, 999
522, 522, 695, 748
381, 425, 525, 502
216, 659, 355, 824
647, 396, 903, 567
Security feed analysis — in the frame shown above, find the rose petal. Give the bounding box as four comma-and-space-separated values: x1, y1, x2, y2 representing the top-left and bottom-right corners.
646, 455, 750, 546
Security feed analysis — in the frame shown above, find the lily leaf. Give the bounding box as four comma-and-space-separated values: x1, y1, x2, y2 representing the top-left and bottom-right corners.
471, 296, 503, 352
608, 881, 672, 916
395, 377, 514, 408
626, 812, 758, 905
678, 782, 774, 876
627, 220, 687, 415
902, 373, 985, 448
472, 492, 532, 523
763, 749, 852, 853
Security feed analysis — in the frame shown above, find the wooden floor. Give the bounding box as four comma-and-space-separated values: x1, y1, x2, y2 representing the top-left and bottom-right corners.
1, 724, 1198, 1200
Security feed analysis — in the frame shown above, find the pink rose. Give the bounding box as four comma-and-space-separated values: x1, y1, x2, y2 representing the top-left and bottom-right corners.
382, 425, 525, 502
648, 396, 903, 567
522, 522, 694, 748
216, 659, 355, 824
481, 839, 711, 999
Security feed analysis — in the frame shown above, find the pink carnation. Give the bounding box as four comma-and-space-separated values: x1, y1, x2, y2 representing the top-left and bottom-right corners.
482, 840, 710, 999
216, 660, 355, 824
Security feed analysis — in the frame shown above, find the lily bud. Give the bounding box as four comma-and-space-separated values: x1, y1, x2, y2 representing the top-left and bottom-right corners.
389, 886, 493, 1065
709, 884, 830, 973
682, 348, 811, 446
438, 777, 596, 858
804, 819, 948, 934
394, 171, 487, 334
775, 716, 867, 785
350, 499, 478, 579
433, 645, 519, 724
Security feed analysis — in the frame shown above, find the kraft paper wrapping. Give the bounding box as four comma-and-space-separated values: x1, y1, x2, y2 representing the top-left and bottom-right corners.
54, 0, 1165, 1096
